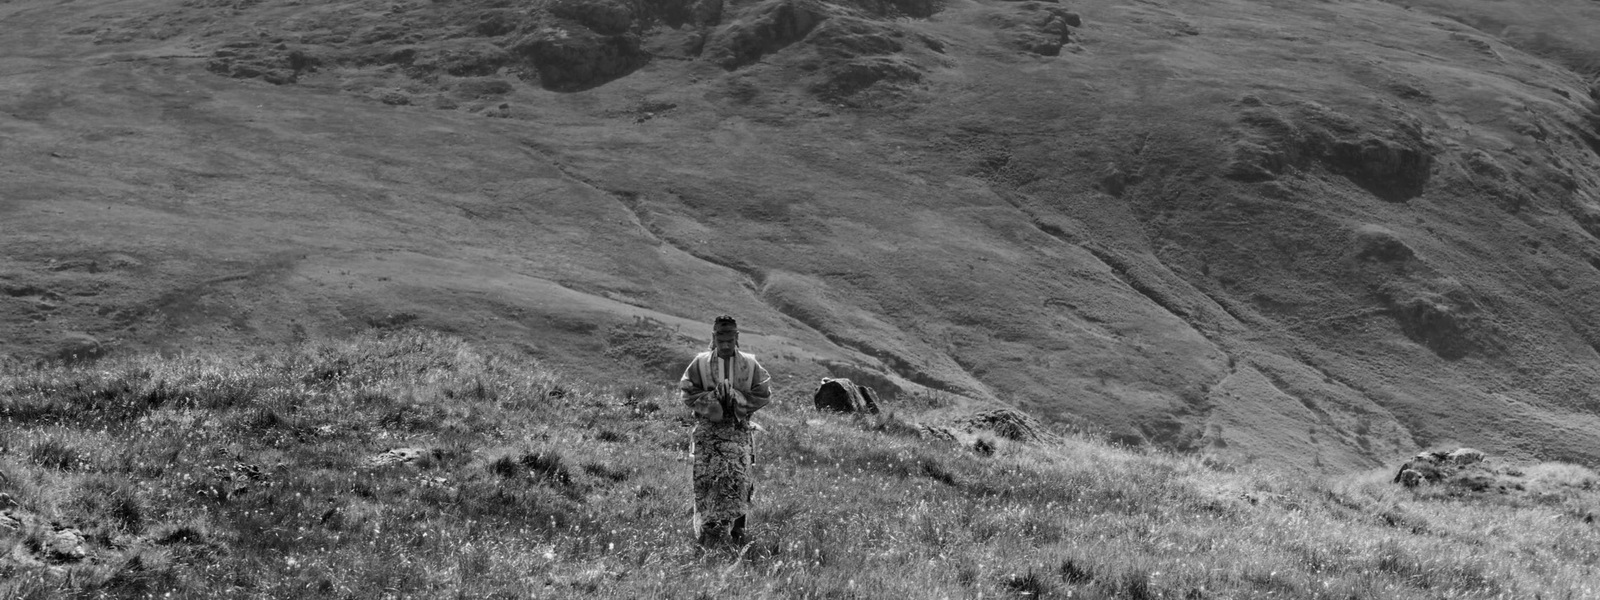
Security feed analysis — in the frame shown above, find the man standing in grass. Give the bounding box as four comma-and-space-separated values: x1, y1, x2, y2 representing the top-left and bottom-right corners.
679, 315, 772, 546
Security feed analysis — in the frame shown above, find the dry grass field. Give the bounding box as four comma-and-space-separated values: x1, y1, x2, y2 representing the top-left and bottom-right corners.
3, 331, 1598, 598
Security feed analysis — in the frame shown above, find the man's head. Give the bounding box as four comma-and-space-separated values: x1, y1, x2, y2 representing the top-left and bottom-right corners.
711, 315, 739, 358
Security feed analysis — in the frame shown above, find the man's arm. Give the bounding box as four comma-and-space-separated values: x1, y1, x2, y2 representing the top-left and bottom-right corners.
679, 357, 706, 401
679, 356, 723, 421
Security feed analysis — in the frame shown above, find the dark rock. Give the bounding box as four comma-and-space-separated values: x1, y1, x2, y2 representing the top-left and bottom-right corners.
787, 17, 929, 103
378, 91, 412, 106
995, 4, 1080, 56
466, 9, 525, 37
846, 0, 940, 18
1463, 149, 1508, 180
1099, 165, 1129, 197
512, 26, 649, 92
549, 0, 636, 35
1352, 225, 1415, 263
414, 43, 514, 77
1383, 290, 1493, 360
1227, 102, 1434, 201
453, 78, 516, 99
918, 408, 1046, 445
635, 0, 722, 28
954, 408, 1043, 442
813, 377, 881, 414
691, 0, 725, 27
703, 0, 826, 70
1391, 447, 1487, 487
204, 43, 321, 84
1008, 30, 1067, 56
805, 17, 904, 60
285, 49, 319, 72
642, 27, 708, 59
1016, 3, 1081, 27
1325, 134, 1432, 203
811, 56, 923, 100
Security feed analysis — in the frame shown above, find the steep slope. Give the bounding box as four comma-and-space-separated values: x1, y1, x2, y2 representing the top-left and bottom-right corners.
4, 0, 1600, 472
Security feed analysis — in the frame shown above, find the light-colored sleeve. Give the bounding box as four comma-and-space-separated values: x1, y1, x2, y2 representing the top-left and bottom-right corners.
680, 355, 722, 421
749, 358, 772, 402
735, 356, 773, 418
679, 356, 707, 404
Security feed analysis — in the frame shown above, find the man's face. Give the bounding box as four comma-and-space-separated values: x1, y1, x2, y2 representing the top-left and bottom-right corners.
713, 329, 739, 358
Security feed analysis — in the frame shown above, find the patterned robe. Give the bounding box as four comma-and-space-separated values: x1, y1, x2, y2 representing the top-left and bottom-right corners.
679, 350, 772, 542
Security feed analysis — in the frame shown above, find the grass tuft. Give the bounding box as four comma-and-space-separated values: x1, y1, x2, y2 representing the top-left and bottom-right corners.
1060, 557, 1094, 584
72, 475, 146, 534
488, 454, 521, 479
27, 438, 86, 471
519, 450, 573, 487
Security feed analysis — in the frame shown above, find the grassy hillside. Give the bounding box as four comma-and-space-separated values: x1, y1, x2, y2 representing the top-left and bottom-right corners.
3, 332, 1598, 598
7, 0, 1600, 476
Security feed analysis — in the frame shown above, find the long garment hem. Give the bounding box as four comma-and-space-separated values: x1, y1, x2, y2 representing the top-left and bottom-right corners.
692, 419, 754, 542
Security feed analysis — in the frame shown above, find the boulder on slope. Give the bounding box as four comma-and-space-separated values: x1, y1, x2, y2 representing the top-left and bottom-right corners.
813, 377, 882, 414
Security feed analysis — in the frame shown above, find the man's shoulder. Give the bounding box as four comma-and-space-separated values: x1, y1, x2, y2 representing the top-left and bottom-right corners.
738, 350, 762, 364
690, 351, 714, 364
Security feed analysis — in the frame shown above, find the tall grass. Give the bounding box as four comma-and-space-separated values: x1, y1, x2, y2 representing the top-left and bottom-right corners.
2, 329, 1598, 598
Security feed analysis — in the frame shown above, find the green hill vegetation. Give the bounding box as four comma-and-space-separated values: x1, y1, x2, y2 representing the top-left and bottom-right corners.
3, 332, 1597, 598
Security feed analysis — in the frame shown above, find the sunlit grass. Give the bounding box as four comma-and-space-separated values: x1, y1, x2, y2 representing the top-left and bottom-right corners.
2, 329, 1598, 598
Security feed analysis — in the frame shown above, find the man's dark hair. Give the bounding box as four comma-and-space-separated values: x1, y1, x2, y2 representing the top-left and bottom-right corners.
712, 315, 738, 329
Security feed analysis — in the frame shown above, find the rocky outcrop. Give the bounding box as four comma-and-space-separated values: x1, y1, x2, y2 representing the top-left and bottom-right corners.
366, 447, 440, 468
1325, 134, 1433, 203
549, 0, 636, 35
206, 42, 321, 85
1227, 98, 1435, 202
1352, 225, 1415, 263
188, 0, 944, 94
803, 17, 926, 101
1392, 447, 1487, 487
813, 377, 882, 414
512, 26, 650, 91
703, 0, 827, 69
951, 408, 1045, 442
0, 509, 91, 572
1377, 284, 1499, 361
992, 2, 1082, 57
920, 408, 1047, 446
837, 0, 939, 18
